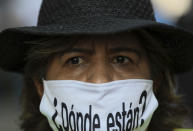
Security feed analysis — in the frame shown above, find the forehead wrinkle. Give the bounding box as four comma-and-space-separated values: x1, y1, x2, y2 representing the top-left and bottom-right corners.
83, 36, 110, 54
64, 33, 144, 54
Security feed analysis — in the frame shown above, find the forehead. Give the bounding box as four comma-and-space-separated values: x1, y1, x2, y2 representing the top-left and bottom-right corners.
73, 32, 143, 49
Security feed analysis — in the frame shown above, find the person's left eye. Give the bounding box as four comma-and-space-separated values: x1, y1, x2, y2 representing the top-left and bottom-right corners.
112, 56, 133, 64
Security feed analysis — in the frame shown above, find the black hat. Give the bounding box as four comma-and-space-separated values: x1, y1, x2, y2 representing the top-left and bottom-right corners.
0, 0, 193, 73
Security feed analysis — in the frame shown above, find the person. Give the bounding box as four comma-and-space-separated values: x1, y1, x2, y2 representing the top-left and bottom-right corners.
0, 0, 193, 131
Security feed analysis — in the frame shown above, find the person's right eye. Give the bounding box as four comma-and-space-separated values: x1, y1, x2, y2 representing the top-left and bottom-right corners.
66, 56, 84, 65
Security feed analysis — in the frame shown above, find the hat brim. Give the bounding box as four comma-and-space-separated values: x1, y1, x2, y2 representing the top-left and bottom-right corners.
1, 16, 193, 73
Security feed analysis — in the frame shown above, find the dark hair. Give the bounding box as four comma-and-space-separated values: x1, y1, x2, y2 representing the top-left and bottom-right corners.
20, 30, 189, 131
136, 30, 189, 130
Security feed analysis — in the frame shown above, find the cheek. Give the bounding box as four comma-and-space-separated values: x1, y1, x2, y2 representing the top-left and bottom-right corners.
138, 59, 151, 79
133, 57, 151, 80
111, 62, 151, 80
46, 58, 66, 80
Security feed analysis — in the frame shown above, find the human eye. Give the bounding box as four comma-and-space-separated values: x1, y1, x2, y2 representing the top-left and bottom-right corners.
112, 56, 133, 64
66, 56, 84, 65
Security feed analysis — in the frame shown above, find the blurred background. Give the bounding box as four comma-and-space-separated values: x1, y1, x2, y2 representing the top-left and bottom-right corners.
0, 0, 193, 130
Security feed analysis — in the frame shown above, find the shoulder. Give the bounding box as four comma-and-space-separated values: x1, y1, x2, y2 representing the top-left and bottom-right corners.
174, 129, 193, 131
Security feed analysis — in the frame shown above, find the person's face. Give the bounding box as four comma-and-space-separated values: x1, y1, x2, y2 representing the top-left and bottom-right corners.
36, 33, 151, 97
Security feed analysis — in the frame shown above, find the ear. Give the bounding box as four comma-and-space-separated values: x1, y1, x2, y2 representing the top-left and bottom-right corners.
33, 78, 44, 98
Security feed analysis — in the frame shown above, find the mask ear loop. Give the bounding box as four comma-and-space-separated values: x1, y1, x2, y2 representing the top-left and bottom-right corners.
33, 78, 45, 98
42, 78, 45, 81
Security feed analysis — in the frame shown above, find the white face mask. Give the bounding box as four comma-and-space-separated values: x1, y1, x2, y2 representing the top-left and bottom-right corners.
40, 79, 158, 131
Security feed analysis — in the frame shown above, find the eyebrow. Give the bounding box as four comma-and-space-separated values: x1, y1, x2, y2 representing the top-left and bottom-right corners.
109, 47, 142, 58
62, 48, 94, 55
61, 47, 142, 58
